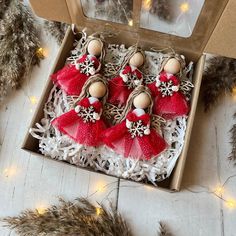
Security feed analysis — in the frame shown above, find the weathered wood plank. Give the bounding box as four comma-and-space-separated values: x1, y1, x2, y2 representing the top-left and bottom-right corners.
117, 91, 236, 236
0, 30, 118, 236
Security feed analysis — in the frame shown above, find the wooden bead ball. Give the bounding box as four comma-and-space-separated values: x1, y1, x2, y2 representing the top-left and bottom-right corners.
133, 92, 151, 109
129, 52, 144, 68
88, 81, 106, 98
87, 39, 102, 56
163, 58, 181, 74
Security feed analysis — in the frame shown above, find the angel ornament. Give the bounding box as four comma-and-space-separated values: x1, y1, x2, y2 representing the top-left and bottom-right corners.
108, 47, 145, 106
51, 36, 104, 96
103, 86, 167, 160
52, 75, 108, 147
148, 54, 190, 119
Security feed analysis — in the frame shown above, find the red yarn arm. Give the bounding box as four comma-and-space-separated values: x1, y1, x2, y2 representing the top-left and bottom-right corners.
120, 65, 131, 75
92, 101, 102, 113
134, 69, 143, 79
170, 75, 180, 86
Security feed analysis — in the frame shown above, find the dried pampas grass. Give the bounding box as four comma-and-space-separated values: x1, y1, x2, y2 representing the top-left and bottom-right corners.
44, 20, 68, 45
229, 113, 236, 164
0, 0, 42, 101
95, 0, 133, 24
149, 0, 173, 22
2, 198, 132, 236
2, 197, 173, 236
202, 56, 236, 111
202, 56, 236, 166
158, 222, 172, 236
0, 0, 10, 19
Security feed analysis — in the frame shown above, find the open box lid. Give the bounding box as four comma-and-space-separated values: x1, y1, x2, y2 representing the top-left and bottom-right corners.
30, 0, 236, 60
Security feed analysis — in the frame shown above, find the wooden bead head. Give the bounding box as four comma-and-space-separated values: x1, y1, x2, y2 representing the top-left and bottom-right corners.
87, 39, 102, 56
163, 58, 181, 74
133, 92, 151, 109
88, 81, 107, 98
129, 52, 144, 68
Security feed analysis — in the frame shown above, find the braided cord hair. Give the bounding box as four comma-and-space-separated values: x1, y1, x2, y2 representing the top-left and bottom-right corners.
158, 53, 186, 78
74, 74, 108, 107
80, 34, 106, 73
118, 44, 146, 72
118, 85, 153, 123
104, 44, 146, 78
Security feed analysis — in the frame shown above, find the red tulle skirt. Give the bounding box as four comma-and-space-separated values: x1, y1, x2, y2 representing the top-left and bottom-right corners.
52, 110, 106, 147
147, 82, 157, 97
108, 77, 132, 106
51, 65, 89, 96
154, 92, 189, 119
102, 122, 167, 160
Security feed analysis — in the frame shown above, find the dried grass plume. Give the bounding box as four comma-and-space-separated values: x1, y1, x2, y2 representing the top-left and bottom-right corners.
158, 222, 172, 236
149, 0, 173, 22
2, 198, 132, 236
202, 56, 236, 111
229, 112, 236, 164
0, 0, 41, 101
0, 0, 11, 19
44, 20, 68, 45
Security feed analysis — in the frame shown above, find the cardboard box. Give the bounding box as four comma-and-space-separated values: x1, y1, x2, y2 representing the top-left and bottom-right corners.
22, 0, 236, 191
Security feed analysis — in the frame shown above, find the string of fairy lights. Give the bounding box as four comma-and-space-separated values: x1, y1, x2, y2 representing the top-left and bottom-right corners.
2, 163, 236, 215
19, 46, 47, 113
2, 0, 235, 216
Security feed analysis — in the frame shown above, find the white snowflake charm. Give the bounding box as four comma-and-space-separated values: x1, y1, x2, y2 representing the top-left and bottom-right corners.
77, 105, 97, 123
126, 73, 141, 89
128, 120, 148, 138
159, 80, 174, 97
76, 58, 95, 76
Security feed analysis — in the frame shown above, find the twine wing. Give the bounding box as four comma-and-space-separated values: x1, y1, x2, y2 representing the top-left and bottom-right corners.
180, 80, 194, 100
151, 114, 166, 135
143, 74, 156, 85
104, 103, 124, 124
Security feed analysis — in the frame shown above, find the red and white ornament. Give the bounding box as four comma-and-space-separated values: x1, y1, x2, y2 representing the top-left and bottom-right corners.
108, 50, 144, 106
148, 54, 189, 119
52, 75, 107, 147
51, 38, 103, 96
103, 86, 167, 160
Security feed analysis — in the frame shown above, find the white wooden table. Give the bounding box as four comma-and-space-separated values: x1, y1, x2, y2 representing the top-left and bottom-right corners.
0, 21, 236, 236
